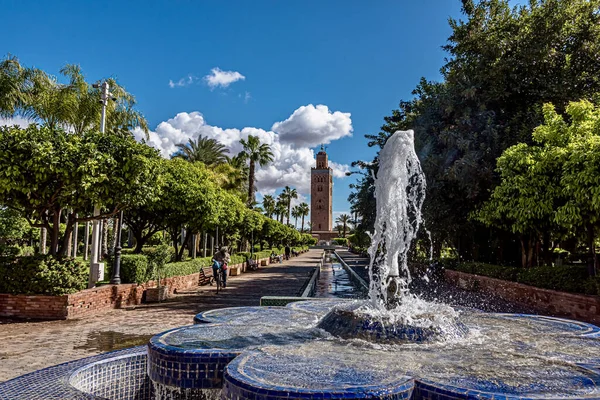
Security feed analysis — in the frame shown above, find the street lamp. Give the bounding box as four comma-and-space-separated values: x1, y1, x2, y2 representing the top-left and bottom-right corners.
89, 81, 122, 287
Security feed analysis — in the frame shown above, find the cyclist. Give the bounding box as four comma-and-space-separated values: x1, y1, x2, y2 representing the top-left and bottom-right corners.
212, 246, 230, 288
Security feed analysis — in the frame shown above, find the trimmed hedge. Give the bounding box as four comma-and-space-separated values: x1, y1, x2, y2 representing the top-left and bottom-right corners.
0, 255, 88, 295
451, 261, 600, 296
121, 254, 152, 284
333, 238, 348, 246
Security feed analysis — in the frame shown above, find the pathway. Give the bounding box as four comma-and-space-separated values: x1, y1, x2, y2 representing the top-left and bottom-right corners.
0, 249, 323, 382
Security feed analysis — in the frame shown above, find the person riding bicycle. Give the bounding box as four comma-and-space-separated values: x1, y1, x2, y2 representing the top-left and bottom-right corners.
212, 246, 230, 288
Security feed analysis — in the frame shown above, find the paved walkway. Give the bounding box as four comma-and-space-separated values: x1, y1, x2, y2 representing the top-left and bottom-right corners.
0, 249, 323, 382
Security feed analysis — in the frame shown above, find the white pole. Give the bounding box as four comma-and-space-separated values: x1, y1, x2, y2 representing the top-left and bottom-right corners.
72, 215, 79, 258
84, 221, 90, 261
89, 81, 109, 287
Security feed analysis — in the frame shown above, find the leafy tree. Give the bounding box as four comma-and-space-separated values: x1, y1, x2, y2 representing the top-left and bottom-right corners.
262, 195, 276, 219
349, 0, 600, 264
173, 135, 229, 165
479, 100, 600, 275
281, 186, 298, 225
0, 125, 161, 257
335, 214, 351, 238
0, 207, 30, 244
239, 135, 274, 207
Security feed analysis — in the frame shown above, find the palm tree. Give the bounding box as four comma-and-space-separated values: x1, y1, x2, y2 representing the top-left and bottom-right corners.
275, 196, 287, 224
335, 214, 351, 237
0, 56, 149, 136
239, 135, 274, 207
280, 186, 298, 225
297, 202, 310, 233
173, 136, 229, 165
262, 195, 276, 219
291, 206, 301, 229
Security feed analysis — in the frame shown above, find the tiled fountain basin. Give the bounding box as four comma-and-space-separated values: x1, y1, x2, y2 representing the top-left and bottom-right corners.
2, 300, 600, 400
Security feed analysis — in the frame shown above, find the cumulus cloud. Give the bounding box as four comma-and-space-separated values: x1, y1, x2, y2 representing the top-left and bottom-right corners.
272, 104, 352, 148
204, 68, 245, 89
137, 105, 352, 196
168, 75, 196, 88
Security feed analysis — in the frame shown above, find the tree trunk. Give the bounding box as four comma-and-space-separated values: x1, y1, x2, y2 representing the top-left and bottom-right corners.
50, 209, 62, 257
294, 216, 298, 229
287, 201, 291, 225
586, 223, 597, 277
66, 210, 73, 257
112, 216, 119, 250
301, 215, 305, 233
40, 227, 47, 255
247, 160, 256, 207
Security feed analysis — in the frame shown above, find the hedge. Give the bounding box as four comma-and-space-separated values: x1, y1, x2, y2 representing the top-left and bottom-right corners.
450, 261, 600, 296
0, 255, 88, 295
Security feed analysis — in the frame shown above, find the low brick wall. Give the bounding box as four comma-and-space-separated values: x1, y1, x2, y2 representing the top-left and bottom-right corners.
445, 269, 600, 325
0, 258, 270, 320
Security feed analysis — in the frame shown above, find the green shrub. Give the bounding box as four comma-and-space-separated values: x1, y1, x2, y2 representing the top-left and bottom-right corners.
119, 254, 150, 284
457, 262, 519, 281
0, 255, 87, 295
333, 238, 348, 246
516, 265, 590, 293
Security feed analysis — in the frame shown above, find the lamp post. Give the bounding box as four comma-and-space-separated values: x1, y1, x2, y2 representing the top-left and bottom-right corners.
88, 81, 111, 287
110, 210, 123, 284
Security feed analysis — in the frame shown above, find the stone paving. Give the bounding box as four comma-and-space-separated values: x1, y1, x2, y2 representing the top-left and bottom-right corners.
0, 249, 323, 382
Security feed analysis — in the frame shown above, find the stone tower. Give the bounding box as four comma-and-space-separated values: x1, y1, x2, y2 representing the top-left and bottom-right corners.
310, 145, 335, 241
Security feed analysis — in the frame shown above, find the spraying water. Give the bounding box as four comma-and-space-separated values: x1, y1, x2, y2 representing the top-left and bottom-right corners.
367, 130, 426, 310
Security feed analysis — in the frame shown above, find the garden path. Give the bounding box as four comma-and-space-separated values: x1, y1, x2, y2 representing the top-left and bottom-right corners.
0, 249, 322, 382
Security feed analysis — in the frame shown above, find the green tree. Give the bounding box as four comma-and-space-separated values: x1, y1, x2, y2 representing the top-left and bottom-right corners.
0, 207, 30, 244
281, 186, 298, 225
173, 135, 230, 165
335, 214, 351, 238
262, 195, 276, 219
0, 125, 161, 257
275, 196, 287, 224
297, 202, 310, 233
0, 57, 149, 136
479, 100, 600, 275
350, 0, 600, 263
238, 135, 274, 207
291, 205, 301, 229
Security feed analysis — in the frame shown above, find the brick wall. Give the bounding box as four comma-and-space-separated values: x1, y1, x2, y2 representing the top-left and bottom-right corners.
0, 259, 269, 320
445, 269, 600, 325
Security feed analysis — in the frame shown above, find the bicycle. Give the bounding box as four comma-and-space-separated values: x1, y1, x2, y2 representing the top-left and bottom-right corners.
213, 260, 228, 294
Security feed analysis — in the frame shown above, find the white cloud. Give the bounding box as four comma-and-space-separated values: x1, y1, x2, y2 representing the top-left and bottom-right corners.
0, 116, 33, 128
271, 104, 352, 148
168, 75, 196, 88
137, 105, 352, 196
204, 68, 245, 89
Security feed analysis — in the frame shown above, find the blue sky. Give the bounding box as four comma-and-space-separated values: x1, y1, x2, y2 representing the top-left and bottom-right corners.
3, 0, 472, 224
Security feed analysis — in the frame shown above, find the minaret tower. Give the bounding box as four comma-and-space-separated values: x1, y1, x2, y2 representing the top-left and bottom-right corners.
310, 145, 333, 240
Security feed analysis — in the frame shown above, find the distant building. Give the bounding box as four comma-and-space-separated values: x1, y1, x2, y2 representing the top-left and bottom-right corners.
310, 146, 337, 242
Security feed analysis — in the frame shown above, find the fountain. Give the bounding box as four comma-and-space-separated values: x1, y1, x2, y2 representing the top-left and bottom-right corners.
2, 130, 600, 400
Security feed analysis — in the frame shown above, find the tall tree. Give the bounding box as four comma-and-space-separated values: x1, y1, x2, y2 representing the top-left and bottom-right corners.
335, 214, 351, 238
297, 202, 310, 233
291, 205, 301, 229
239, 135, 274, 207
275, 196, 287, 224
281, 186, 298, 225
173, 135, 229, 165
262, 195, 276, 219
0, 57, 149, 136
